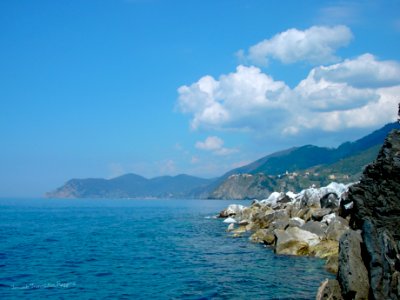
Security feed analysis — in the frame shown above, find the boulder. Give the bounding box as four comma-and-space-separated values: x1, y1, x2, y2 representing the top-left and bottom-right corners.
310, 239, 339, 259
277, 194, 292, 204
312, 208, 332, 221
254, 209, 289, 229
260, 192, 285, 206
274, 227, 320, 256
270, 219, 289, 230
360, 220, 400, 300
288, 217, 305, 228
301, 221, 328, 239
219, 204, 245, 218
290, 207, 308, 219
325, 219, 349, 242
296, 182, 348, 209
249, 228, 275, 245
316, 279, 343, 300
337, 230, 369, 299
223, 217, 237, 224
322, 213, 336, 225
320, 192, 340, 209
303, 207, 317, 222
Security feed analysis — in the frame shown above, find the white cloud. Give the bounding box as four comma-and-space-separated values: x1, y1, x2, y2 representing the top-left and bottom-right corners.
195, 136, 238, 156
295, 68, 379, 112
243, 25, 352, 65
178, 55, 400, 137
312, 53, 400, 88
196, 136, 224, 151
177, 65, 291, 130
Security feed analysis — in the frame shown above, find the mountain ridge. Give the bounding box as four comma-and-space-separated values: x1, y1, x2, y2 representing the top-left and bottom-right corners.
207, 122, 400, 199
47, 173, 214, 199
47, 122, 399, 199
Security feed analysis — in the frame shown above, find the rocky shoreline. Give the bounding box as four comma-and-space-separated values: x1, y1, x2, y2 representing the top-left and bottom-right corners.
218, 129, 400, 299
218, 182, 352, 274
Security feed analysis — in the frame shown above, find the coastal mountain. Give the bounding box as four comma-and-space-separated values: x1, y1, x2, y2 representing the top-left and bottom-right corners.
208, 122, 400, 199
47, 123, 399, 199
47, 174, 214, 199
224, 122, 399, 177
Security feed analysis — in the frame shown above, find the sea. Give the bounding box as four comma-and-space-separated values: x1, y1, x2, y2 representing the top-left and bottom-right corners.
0, 198, 333, 299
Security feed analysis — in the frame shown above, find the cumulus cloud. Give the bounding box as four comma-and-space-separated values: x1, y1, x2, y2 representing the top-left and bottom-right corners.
311, 53, 400, 88
195, 136, 238, 156
295, 69, 379, 112
178, 54, 400, 136
242, 25, 352, 66
177, 65, 291, 130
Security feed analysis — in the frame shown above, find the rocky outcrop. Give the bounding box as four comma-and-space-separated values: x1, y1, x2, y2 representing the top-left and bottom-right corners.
218, 182, 352, 272
338, 129, 400, 299
210, 174, 274, 200
337, 230, 369, 299
217, 129, 400, 300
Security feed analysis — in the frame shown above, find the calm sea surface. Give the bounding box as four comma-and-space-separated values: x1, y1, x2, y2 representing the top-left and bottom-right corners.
0, 198, 333, 299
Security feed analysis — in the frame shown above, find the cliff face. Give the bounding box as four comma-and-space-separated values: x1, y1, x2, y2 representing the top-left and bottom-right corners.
318, 129, 400, 299
209, 174, 274, 200
347, 129, 400, 299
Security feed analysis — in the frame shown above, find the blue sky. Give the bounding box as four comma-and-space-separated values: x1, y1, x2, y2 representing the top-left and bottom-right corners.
1, 0, 400, 197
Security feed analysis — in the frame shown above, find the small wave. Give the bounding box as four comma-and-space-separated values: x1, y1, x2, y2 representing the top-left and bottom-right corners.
204, 215, 218, 219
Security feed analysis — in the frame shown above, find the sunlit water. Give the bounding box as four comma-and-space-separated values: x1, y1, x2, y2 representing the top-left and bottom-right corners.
0, 198, 333, 299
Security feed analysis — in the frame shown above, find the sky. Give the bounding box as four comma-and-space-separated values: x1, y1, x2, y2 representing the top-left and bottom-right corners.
1, 0, 400, 197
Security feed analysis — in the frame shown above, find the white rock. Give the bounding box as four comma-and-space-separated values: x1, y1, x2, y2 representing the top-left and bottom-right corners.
294, 182, 352, 208
227, 223, 235, 232
223, 217, 237, 224
322, 213, 337, 225
224, 204, 245, 216
274, 227, 321, 255
260, 192, 284, 206
286, 191, 297, 202
289, 217, 305, 227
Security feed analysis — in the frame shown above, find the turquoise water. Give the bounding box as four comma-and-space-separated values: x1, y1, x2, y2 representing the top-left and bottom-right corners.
0, 198, 332, 299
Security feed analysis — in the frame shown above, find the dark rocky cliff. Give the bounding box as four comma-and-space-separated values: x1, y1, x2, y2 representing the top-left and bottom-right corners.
348, 129, 400, 299
317, 129, 400, 299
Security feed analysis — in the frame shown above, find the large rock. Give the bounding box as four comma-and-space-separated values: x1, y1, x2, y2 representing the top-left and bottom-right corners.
288, 217, 305, 228
301, 221, 328, 239
274, 227, 320, 256
223, 217, 237, 224
297, 182, 349, 209
325, 219, 349, 242
337, 230, 369, 299
320, 192, 340, 209
312, 208, 332, 221
219, 204, 245, 218
310, 239, 339, 259
361, 220, 400, 300
346, 129, 400, 299
249, 228, 275, 245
